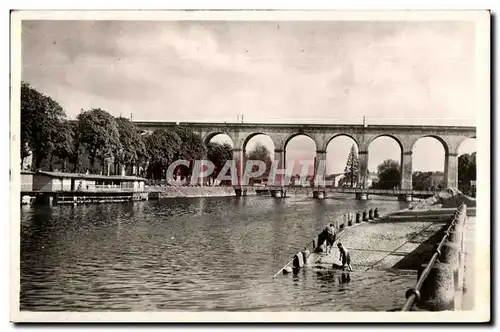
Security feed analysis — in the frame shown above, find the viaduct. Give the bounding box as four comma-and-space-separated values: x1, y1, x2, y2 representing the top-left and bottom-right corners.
134, 121, 476, 200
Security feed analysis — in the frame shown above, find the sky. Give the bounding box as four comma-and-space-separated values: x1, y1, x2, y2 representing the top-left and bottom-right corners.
21, 20, 477, 174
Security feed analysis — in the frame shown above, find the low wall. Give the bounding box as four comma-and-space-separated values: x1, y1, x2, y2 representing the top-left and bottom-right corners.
147, 186, 256, 199
400, 204, 468, 311
380, 207, 476, 222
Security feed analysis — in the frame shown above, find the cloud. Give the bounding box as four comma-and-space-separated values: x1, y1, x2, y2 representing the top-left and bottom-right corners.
20, 20, 477, 171
22, 20, 476, 125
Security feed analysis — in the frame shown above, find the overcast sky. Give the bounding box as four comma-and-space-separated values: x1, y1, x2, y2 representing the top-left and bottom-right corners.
21, 20, 477, 174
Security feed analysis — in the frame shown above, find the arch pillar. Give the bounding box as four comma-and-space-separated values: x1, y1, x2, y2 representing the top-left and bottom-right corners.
313, 150, 327, 188
444, 153, 459, 189
271, 149, 285, 186
358, 150, 369, 189
401, 150, 413, 190
232, 148, 245, 186
198, 142, 208, 186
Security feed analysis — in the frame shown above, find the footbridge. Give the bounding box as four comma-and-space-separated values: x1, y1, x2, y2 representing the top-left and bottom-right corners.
233, 185, 438, 201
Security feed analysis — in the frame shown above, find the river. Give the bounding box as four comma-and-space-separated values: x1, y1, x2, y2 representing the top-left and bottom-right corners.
20, 194, 414, 312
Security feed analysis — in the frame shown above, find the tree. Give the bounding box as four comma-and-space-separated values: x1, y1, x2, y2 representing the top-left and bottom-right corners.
77, 108, 122, 173
458, 152, 476, 193
246, 143, 273, 182
144, 129, 182, 180
115, 117, 146, 175
207, 142, 233, 184
376, 159, 401, 190
343, 144, 359, 188
412, 171, 444, 191
21, 82, 66, 169
50, 120, 75, 171
173, 126, 205, 181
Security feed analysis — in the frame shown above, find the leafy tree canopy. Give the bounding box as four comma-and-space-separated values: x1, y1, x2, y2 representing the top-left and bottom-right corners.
21, 82, 66, 168
246, 143, 273, 177
115, 117, 146, 167
77, 108, 122, 172
375, 159, 401, 190
207, 142, 233, 179
458, 152, 476, 194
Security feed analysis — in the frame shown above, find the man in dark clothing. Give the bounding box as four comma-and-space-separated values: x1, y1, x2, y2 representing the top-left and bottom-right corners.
326, 223, 336, 253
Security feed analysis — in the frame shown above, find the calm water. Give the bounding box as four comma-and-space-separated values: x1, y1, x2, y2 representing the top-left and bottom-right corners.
21, 194, 413, 311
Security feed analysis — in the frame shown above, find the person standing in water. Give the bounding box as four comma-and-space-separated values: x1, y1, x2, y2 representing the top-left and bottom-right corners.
326, 223, 336, 253
337, 242, 353, 271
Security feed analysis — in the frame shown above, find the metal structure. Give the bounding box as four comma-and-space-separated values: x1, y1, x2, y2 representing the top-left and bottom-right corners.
235, 185, 439, 197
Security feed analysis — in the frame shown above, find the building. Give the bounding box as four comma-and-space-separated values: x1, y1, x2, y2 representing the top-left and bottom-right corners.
24, 171, 148, 206
21, 170, 35, 192
366, 172, 379, 188
32, 171, 146, 192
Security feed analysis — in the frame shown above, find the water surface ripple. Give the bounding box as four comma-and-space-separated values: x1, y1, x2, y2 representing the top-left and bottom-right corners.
21, 195, 413, 311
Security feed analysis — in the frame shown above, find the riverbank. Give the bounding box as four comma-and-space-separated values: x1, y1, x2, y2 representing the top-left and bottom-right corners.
279, 189, 476, 286
147, 186, 257, 199
378, 188, 477, 222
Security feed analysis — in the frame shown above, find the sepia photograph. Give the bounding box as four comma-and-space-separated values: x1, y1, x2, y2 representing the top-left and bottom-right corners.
9, 9, 490, 323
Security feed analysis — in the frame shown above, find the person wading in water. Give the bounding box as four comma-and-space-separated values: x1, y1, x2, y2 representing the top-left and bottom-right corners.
326, 223, 336, 254
337, 242, 353, 271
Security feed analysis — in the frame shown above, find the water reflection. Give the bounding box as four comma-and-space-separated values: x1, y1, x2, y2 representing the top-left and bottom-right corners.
21, 195, 413, 311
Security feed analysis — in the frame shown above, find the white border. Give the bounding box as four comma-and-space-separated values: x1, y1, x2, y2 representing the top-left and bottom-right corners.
8, 8, 491, 325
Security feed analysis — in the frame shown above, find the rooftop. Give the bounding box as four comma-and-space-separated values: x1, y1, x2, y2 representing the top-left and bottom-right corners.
36, 171, 146, 181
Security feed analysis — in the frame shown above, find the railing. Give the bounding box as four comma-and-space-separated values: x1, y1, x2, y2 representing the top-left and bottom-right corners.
141, 183, 438, 196
73, 185, 143, 192
400, 203, 466, 311
234, 185, 437, 196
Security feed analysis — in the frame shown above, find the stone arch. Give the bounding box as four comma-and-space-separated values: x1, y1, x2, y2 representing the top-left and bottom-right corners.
457, 136, 477, 155
365, 134, 405, 153
365, 134, 405, 190
324, 134, 360, 187
202, 131, 236, 148
281, 132, 319, 152
409, 135, 450, 155
323, 133, 360, 152
242, 132, 278, 153
410, 136, 448, 192
282, 133, 318, 178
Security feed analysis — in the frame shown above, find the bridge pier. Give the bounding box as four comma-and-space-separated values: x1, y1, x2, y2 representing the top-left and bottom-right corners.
35, 193, 55, 206
355, 192, 368, 200
270, 189, 285, 198
444, 153, 459, 189
398, 194, 413, 202
313, 190, 326, 199
235, 189, 247, 197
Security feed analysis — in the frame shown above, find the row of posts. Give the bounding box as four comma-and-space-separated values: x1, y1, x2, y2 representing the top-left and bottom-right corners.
336, 208, 380, 229
401, 203, 467, 311
288, 207, 380, 273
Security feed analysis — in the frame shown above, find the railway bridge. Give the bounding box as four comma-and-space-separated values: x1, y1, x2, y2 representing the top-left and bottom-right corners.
135, 121, 475, 200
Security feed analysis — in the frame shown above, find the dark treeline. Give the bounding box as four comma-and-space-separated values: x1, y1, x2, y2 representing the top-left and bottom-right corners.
20, 82, 244, 181
369, 156, 476, 194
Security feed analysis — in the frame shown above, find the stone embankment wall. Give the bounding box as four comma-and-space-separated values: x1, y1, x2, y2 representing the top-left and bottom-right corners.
147, 186, 256, 199
400, 203, 469, 311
